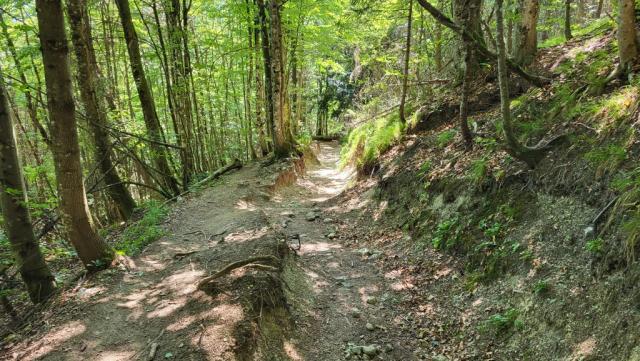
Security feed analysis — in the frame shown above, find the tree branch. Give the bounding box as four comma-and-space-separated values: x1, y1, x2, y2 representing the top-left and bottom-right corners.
415, 0, 550, 87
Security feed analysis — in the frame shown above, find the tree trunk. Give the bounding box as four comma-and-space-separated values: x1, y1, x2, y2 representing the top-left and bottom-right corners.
35, 0, 113, 271
0, 74, 56, 303
257, 0, 276, 150
496, 0, 543, 168
399, 0, 413, 124
67, 0, 137, 220
268, 0, 295, 157
565, 0, 573, 41
0, 12, 51, 147
416, 0, 548, 87
514, 0, 540, 65
616, 0, 638, 71
595, 0, 604, 18
166, 0, 195, 186
115, 0, 181, 196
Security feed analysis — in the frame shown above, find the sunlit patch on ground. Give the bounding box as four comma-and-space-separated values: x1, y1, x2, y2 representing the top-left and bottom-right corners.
570, 337, 597, 360
13, 321, 86, 360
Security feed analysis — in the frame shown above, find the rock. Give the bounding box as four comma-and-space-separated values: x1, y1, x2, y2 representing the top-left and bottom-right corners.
327, 232, 336, 239
281, 211, 295, 218
323, 218, 333, 223
583, 225, 595, 240
366, 296, 378, 305
351, 308, 362, 318
365, 322, 375, 331
383, 344, 394, 353
362, 345, 379, 356
305, 212, 318, 221
433, 355, 448, 361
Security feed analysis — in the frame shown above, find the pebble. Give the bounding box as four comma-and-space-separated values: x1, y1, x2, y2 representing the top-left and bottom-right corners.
366, 322, 375, 331
366, 296, 378, 305
323, 218, 333, 223
327, 232, 336, 239
351, 308, 362, 318
305, 212, 318, 221
362, 345, 379, 356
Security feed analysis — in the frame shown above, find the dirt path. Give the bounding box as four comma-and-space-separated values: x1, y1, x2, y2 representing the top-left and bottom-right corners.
3, 142, 414, 361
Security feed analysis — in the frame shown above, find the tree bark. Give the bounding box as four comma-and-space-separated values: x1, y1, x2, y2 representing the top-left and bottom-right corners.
115, 0, 181, 196
67, 0, 137, 220
496, 0, 548, 168
399, 0, 413, 124
35, 0, 113, 271
514, 0, 540, 65
268, 0, 295, 157
0, 74, 56, 303
616, 0, 638, 71
257, 0, 276, 150
565, 0, 573, 41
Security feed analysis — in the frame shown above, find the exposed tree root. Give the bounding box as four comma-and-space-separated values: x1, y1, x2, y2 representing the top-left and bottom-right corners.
196, 255, 280, 290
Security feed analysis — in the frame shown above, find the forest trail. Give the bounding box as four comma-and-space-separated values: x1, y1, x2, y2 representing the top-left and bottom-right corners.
6, 142, 413, 361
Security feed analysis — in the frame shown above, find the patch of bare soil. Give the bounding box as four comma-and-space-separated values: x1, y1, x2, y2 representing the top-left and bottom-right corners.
1, 141, 417, 360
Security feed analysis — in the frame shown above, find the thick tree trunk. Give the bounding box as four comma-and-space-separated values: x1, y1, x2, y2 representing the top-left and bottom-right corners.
257, 0, 276, 150
115, 0, 181, 196
0, 75, 56, 303
565, 0, 573, 41
617, 0, 639, 70
399, 0, 413, 124
268, 0, 295, 157
514, 0, 540, 65
67, 0, 137, 220
35, 0, 113, 271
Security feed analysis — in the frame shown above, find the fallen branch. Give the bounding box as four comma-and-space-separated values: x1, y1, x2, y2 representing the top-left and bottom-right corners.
196, 255, 280, 290
312, 134, 342, 141
163, 159, 242, 205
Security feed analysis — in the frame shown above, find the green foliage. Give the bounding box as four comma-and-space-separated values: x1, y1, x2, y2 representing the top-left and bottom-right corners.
430, 216, 462, 250
341, 114, 404, 171
114, 201, 168, 256
533, 279, 550, 296
481, 308, 524, 334
469, 158, 489, 186
0, 231, 11, 270
584, 144, 626, 176
585, 238, 604, 254
436, 129, 456, 148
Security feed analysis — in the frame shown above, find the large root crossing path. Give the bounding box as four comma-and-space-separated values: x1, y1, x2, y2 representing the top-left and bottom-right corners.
5, 142, 414, 361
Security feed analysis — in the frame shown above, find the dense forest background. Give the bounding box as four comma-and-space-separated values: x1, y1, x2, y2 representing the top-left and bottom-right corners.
1, 0, 639, 349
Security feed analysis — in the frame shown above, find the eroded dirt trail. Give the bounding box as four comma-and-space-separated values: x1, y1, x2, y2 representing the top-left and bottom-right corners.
3, 142, 412, 361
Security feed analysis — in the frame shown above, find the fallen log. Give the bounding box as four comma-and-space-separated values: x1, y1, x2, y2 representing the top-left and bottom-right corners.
312, 134, 343, 141
164, 159, 242, 204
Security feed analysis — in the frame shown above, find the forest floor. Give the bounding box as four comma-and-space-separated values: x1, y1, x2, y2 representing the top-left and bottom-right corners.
1, 142, 423, 361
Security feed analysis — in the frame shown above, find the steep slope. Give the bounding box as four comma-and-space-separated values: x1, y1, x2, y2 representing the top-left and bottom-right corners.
334, 23, 640, 360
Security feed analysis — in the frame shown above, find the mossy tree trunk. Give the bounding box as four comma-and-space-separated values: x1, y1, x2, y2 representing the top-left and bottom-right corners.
0, 74, 56, 303
268, 0, 295, 157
